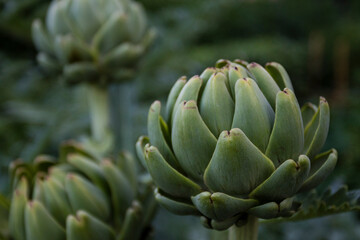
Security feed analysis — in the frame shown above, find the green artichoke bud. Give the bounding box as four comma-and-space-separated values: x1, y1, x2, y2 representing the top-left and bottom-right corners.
137, 59, 337, 230
9, 141, 156, 240
32, 0, 155, 85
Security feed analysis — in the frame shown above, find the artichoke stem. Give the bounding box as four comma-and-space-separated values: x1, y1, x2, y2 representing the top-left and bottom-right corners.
228, 216, 258, 240
86, 84, 110, 143
110, 83, 134, 151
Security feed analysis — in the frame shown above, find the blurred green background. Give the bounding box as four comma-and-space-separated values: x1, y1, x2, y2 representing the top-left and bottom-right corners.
1, 0, 359, 239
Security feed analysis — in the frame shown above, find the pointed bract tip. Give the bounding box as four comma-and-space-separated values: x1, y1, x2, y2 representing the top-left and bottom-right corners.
265, 62, 277, 67
183, 100, 197, 109
178, 76, 187, 82
282, 88, 290, 94
215, 59, 230, 68
144, 144, 156, 156
101, 159, 112, 166
221, 128, 242, 138
248, 62, 259, 68
320, 96, 327, 103
67, 173, 75, 180
150, 100, 161, 112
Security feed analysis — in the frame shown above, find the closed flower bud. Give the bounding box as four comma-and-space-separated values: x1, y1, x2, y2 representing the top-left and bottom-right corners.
137, 59, 337, 230
32, 0, 155, 85
9, 141, 156, 240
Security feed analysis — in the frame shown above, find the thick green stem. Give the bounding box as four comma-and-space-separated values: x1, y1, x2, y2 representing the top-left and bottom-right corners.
86, 84, 110, 143
110, 83, 134, 151
228, 216, 258, 240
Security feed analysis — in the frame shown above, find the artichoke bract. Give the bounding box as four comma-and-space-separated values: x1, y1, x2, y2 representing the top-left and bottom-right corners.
9, 141, 156, 240
136, 59, 338, 230
32, 0, 154, 85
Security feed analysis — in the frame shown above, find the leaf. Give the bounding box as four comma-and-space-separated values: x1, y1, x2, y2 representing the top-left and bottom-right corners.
263, 185, 360, 223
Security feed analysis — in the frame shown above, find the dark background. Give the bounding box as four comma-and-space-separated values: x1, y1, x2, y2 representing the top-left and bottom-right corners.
0, 0, 359, 239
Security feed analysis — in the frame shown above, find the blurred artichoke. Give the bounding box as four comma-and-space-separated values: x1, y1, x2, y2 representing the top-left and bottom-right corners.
0, 195, 9, 240
9, 141, 156, 240
32, 0, 155, 85
136, 59, 337, 230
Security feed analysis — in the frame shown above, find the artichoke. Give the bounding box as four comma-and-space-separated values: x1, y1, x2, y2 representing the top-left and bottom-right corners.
32, 0, 155, 85
9, 141, 156, 240
136, 59, 338, 230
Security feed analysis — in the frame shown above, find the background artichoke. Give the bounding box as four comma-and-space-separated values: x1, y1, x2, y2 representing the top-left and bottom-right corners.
137, 59, 338, 231
32, 0, 155, 85
8, 141, 156, 240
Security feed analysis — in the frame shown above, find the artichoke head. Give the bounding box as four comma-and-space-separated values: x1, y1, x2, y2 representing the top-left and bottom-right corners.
9, 141, 156, 240
136, 59, 338, 230
32, 0, 155, 85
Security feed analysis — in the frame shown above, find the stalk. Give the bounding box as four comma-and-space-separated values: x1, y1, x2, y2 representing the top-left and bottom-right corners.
110, 83, 134, 151
228, 216, 258, 240
86, 84, 110, 143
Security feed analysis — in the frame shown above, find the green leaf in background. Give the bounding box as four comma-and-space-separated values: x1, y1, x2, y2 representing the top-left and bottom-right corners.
265, 185, 360, 223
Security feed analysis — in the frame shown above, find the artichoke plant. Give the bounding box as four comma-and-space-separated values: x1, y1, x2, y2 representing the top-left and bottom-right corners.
137, 59, 337, 232
8, 141, 156, 240
32, 0, 155, 85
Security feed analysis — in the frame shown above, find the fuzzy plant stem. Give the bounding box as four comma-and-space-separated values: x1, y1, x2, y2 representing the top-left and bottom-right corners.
228, 216, 258, 240
86, 84, 110, 143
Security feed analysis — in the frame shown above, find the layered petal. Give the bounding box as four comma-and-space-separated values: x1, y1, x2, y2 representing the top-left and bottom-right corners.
144, 145, 202, 198
191, 191, 258, 221
301, 102, 318, 127
171, 75, 203, 121
249, 155, 310, 201
172, 101, 217, 180
265, 89, 304, 166
65, 174, 110, 221
165, 77, 186, 122
155, 188, 200, 215
40, 177, 73, 225
101, 160, 134, 225
135, 136, 150, 169
299, 149, 337, 192
265, 62, 294, 91
199, 67, 217, 86
148, 101, 181, 170
25, 201, 65, 240
204, 128, 275, 195
200, 72, 235, 137
9, 178, 28, 240
66, 211, 115, 240
303, 97, 330, 158
228, 64, 248, 97
247, 62, 280, 108
232, 78, 274, 152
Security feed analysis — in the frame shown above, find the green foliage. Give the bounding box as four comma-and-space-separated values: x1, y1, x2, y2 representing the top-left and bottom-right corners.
266, 185, 360, 223
0, 55, 89, 193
